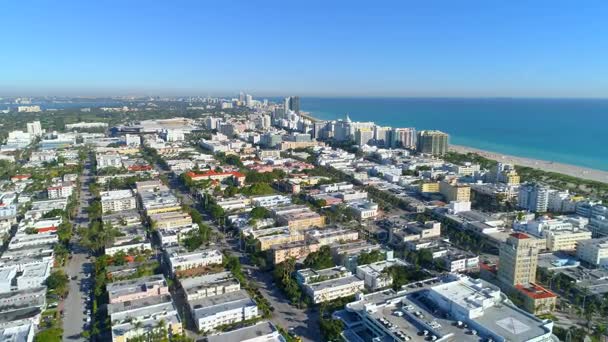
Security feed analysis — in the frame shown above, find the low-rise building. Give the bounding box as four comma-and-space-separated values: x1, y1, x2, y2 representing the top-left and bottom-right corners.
104, 225, 151, 256
186, 170, 246, 187
205, 320, 285, 342
355, 258, 408, 290
164, 248, 223, 276
107, 275, 169, 304
189, 289, 259, 332
514, 283, 558, 315
274, 205, 325, 231
101, 190, 137, 213
341, 274, 554, 342
252, 195, 292, 208
270, 240, 320, 265
46, 183, 74, 199
180, 271, 240, 301
296, 266, 364, 304
347, 200, 379, 220
109, 294, 182, 342
307, 228, 359, 246
149, 211, 192, 230
577, 237, 608, 267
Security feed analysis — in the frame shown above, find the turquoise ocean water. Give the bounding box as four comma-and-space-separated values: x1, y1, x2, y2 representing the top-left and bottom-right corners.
298, 98, 608, 171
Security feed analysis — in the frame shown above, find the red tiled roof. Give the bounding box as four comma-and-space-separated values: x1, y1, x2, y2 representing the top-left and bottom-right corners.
187, 170, 245, 178
11, 174, 31, 180
37, 226, 58, 233
510, 232, 530, 239
515, 283, 557, 300
128, 165, 153, 171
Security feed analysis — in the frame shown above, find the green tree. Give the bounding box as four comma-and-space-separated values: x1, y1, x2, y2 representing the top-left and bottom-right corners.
303, 246, 334, 270
46, 270, 69, 298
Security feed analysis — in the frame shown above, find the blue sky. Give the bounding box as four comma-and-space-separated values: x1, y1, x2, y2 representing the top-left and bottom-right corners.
2, 1, 608, 97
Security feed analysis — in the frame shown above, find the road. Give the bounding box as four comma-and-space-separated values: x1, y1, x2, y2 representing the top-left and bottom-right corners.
157, 165, 322, 341
63, 161, 94, 341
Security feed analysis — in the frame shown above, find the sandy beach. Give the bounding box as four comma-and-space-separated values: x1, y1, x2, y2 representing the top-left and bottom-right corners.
450, 144, 608, 184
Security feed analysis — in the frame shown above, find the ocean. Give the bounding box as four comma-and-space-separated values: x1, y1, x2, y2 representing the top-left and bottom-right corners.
299, 97, 608, 171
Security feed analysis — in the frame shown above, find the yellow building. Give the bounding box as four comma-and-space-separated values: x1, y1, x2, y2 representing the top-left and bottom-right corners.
149, 211, 193, 230
546, 229, 592, 252
515, 283, 557, 315
504, 170, 521, 185
419, 182, 440, 193
145, 205, 182, 215
277, 212, 325, 231
498, 233, 539, 287
439, 180, 471, 202
257, 232, 305, 251
270, 241, 320, 265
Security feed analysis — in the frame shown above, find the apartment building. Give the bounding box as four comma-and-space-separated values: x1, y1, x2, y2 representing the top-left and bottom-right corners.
296, 266, 364, 304
148, 211, 192, 230
189, 289, 259, 332
576, 238, 608, 267
439, 180, 471, 202
274, 205, 325, 231
107, 275, 169, 304
270, 240, 320, 265
164, 248, 223, 276
101, 190, 137, 213
180, 271, 240, 301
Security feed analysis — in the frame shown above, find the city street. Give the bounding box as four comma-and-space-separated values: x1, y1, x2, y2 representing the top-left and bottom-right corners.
63, 161, 94, 341
159, 166, 322, 341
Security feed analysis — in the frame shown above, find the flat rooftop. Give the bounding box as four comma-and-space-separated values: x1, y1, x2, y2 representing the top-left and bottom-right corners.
306, 275, 363, 292
107, 274, 166, 300
108, 294, 173, 316
206, 320, 284, 342
179, 271, 238, 290
190, 289, 255, 317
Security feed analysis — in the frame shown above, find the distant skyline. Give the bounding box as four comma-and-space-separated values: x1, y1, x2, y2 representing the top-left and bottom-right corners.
2, 1, 608, 98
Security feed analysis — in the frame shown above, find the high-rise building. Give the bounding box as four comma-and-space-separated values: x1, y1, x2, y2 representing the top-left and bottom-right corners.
391, 127, 416, 149
498, 233, 540, 287
373, 126, 391, 147
284, 96, 300, 114
246, 94, 253, 107
518, 183, 550, 212
26, 121, 43, 137
355, 128, 374, 146
416, 130, 449, 155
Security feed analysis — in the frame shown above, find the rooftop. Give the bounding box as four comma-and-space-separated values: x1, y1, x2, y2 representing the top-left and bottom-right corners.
206, 321, 284, 342
189, 289, 255, 317
515, 283, 557, 300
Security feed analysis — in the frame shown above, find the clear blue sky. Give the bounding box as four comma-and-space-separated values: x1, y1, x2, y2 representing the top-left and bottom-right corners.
2, 0, 608, 97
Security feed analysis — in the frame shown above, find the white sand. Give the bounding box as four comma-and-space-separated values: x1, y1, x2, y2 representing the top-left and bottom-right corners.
450, 144, 608, 184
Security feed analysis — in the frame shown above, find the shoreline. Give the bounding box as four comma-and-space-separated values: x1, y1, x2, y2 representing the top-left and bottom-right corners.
450, 144, 608, 184
302, 111, 608, 184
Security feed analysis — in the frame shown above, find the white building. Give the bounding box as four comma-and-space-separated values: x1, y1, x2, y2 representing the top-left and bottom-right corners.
96, 153, 123, 169
344, 274, 554, 342
347, 200, 379, 220
577, 238, 608, 267
26, 121, 43, 137
356, 258, 407, 290
518, 183, 550, 212
296, 267, 364, 304
100, 190, 137, 213
47, 183, 74, 199
190, 289, 259, 332
165, 248, 223, 275
125, 134, 141, 146
319, 182, 354, 193
206, 321, 285, 342
251, 195, 292, 208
